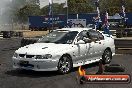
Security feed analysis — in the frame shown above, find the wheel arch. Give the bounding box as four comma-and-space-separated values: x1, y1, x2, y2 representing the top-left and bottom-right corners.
60, 53, 73, 66
104, 47, 112, 57
102, 47, 112, 64
105, 47, 112, 52
57, 53, 73, 74
61, 53, 72, 60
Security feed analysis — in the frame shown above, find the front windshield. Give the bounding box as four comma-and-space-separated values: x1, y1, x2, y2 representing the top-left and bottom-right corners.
37, 30, 78, 44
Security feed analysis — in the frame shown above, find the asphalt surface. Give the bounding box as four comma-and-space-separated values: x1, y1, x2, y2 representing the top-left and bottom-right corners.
0, 38, 132, 88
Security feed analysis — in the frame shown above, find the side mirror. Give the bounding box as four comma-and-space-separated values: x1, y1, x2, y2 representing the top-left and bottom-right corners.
83, 38, 92, 43
92, 37, 98, 41
75, 40, 85, 45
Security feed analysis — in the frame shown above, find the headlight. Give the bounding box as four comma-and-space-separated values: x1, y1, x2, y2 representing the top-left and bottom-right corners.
13, 53, 18, 58
35, 54, 52, 59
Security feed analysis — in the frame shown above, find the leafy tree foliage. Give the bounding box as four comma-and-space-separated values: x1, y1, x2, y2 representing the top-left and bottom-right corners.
10, 0, 40, 23
9, 0, 132, 23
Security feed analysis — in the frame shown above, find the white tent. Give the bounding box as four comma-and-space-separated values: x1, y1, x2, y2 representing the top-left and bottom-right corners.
108, 13, 123, 19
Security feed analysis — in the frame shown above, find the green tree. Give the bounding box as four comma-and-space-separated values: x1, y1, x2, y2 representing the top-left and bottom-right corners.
10, 0, 132, 24
17, 4, 41, 23
40, 3, 65, 15
8, 0, 41, 23
126, 0, 132, 12
100, 0, 132, 15
68, 0, 94, 14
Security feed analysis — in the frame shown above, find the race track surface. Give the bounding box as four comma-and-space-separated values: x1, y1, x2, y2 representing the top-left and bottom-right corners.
0, 39, 131, 88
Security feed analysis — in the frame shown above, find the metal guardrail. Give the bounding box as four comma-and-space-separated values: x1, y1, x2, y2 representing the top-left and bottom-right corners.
0, 31, 23, 38
115, 39, 132, 54
115, 39, 132, 49
0, 32, 3, 38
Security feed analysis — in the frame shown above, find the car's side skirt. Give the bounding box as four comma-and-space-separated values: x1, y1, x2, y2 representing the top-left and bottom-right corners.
73, 58, 101, 67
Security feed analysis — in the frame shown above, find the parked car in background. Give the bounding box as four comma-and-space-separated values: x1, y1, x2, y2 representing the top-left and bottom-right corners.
12, 28, 115, 74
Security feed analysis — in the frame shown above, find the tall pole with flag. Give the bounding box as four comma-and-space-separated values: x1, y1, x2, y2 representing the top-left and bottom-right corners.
63, 0, 68, 26
103, 10, 110, 35
94, 0, 101, 30
49, 0, 53, 30
121, 0, 127, 27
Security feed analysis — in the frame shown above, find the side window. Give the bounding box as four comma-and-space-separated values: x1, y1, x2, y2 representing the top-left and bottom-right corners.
88, 31, 99, 41
97, 32, 104, 40
77, 30, 104, 41
77, 30, 88, 40
88, 30, 103, 41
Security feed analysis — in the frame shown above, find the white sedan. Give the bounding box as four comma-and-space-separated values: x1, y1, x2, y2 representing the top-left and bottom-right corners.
12, 28, 115, 74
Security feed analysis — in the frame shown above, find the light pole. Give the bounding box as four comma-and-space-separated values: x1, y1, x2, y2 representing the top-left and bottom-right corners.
52, 2, 54, 31
63, 0, 68, 26
66, 4, 68, 25
48, 0, 54, 31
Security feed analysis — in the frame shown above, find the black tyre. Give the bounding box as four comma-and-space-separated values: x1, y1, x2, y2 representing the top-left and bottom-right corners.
58, 55, 73, 74
102, 49, 112, 64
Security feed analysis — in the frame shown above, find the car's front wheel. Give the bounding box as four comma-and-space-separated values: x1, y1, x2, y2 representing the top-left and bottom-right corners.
58, 55, 73, 74
102, 49, 112, 64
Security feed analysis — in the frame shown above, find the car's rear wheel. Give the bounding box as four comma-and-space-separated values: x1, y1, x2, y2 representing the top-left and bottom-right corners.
58, 55, 72, 74
102, 49, 112, 64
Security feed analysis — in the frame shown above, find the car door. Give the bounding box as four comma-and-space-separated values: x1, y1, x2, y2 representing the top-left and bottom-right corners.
85, 41, 95, 61
89, 30, 105, 59
84, 31, 95, 61
72, 31, 88, 65
97, 31, 105, 54
74, 30, 95, 64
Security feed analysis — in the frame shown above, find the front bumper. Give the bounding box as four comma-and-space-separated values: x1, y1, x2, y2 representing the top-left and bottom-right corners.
12, 57, 59, 71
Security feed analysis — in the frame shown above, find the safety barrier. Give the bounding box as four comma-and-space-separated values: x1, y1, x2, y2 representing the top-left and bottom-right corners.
0, 31, 23, 39
0, 32, 3, 38
115, 39, 132, 54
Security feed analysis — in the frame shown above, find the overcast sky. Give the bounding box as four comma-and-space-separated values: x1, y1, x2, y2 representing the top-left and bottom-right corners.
0, 0, 10, 8
39, 0, 65, 8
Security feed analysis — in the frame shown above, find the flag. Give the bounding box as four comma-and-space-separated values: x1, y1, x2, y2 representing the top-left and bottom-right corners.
103, 11, 110, 35
48, 0, 53, 26
94, 0, 101, 30
122, 5, 126, 21
49, 0, 53, 15
121, 0, 126, 23
95, 0, 99, 7
63, 0, 68, 8
95, 0, 100, 17
49, 0, 53, 4
104, 11, 109, 25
